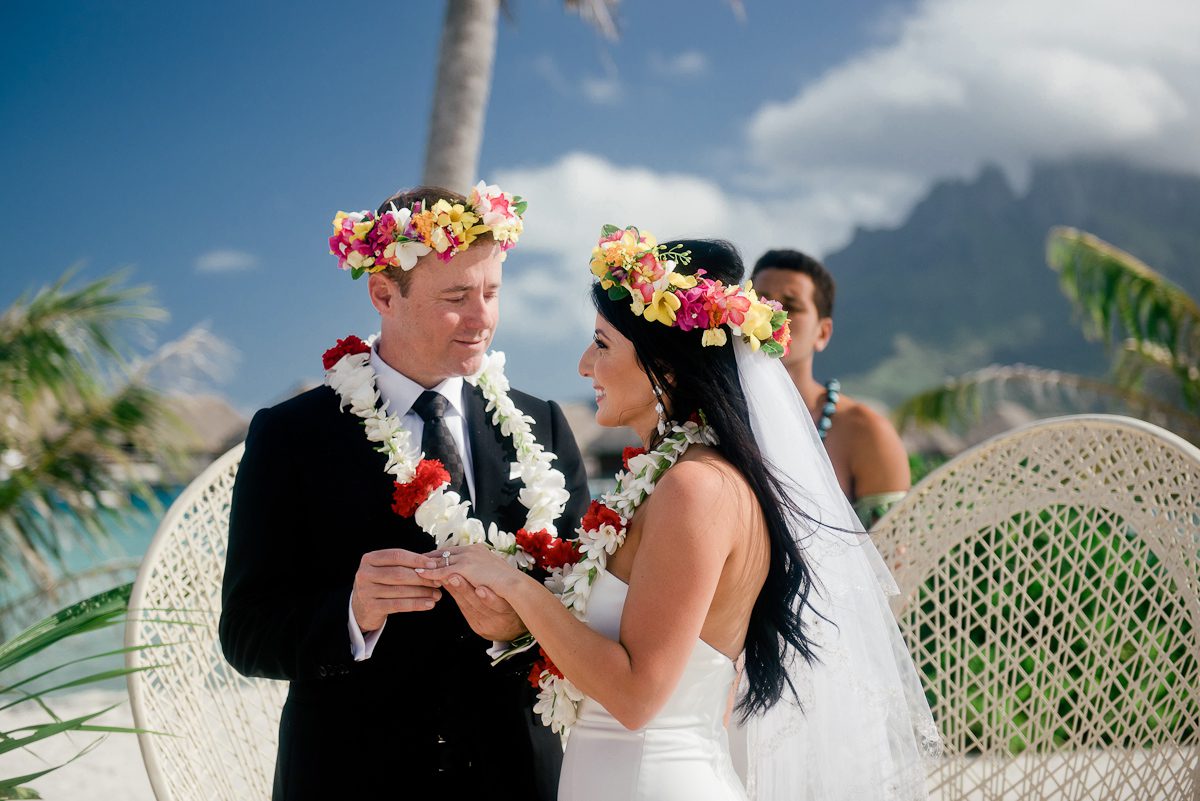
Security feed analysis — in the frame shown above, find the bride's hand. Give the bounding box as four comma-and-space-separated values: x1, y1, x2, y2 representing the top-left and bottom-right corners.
420, 544, 526, 599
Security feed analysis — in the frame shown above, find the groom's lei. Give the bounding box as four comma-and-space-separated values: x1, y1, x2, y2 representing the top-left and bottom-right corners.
495, 418, 718, 735
322, 335, 576, 569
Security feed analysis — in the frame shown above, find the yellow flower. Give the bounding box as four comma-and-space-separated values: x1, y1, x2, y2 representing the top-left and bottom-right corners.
431, 200, 478, 233
590, 248, 609, 279
462, 223, 491, 247
621, 228, 656, 251
644, 289, 681, 325
701, 328, 728, 347
741, 301, 775, 349
667, 271, 697, 290
352, 219, 373, 239
345, 250, 375, 270
429, 226, 452, 254
332, 211, 348, 232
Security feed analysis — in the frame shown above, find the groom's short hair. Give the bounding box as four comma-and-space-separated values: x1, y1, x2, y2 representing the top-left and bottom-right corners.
752, 249, 836, 319
374, 185, 496, 294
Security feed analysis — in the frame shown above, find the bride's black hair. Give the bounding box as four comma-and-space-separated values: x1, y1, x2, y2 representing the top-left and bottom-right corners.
591, 238, 818, 719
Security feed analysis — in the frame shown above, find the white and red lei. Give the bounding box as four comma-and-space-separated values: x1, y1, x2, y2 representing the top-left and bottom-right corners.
322, 335, 575, 568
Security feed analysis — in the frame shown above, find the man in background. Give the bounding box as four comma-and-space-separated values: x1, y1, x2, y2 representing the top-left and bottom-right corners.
752, 249, 910, 527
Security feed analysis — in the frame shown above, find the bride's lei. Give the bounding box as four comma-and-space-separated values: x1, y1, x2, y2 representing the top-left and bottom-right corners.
506, 418, 717, 735
322, 334, 572, 564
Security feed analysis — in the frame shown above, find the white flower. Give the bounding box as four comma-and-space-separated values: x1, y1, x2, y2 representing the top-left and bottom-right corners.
363, 411, 403, 444
533, 677, 584, 734
543, 567, 567, 595
460, 517, 486, 545
625, 453, 658, 476
395, 240, 432, 271
414, 490, 471, 545
347, 381, 379, 417
580, 538, 609, 562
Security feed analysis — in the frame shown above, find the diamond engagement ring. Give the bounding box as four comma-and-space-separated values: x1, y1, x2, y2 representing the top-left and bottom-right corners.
442, 550, 451, 568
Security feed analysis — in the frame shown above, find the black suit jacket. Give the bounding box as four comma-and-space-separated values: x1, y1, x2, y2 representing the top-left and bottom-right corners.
219, 383, 590, 801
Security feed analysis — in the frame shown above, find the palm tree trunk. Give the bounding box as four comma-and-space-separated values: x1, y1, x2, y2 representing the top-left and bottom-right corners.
422, 0, 500, 193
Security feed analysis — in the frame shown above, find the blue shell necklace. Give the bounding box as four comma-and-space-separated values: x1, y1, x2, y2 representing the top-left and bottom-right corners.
817, 378, 840, 441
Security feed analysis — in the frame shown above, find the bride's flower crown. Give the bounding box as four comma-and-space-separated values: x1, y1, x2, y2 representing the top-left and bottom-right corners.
589, 225, 791, 356
329, 181, 526, 278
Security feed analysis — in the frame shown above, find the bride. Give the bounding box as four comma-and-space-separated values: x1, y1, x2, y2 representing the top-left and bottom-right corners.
424, 228, 938, 800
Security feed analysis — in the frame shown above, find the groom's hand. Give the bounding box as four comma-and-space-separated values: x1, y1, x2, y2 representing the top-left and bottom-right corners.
441, 576, 527, 641
351, 549, 443, 633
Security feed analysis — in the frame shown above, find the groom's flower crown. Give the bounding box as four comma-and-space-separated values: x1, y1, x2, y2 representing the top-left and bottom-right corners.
329, 181, 526, 279
590, 225, 792, 356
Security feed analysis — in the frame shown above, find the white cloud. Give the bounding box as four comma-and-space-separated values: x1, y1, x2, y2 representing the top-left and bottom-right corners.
195, 249, 258, 273
493, 152, 835, 342
492, 0, 1200, 389
650, 50, 708, 78
581, 75, 620, 104
746, 0, 1200, 209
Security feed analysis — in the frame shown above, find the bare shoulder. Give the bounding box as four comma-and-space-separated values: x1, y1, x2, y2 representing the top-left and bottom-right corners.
656, 446, 745, 499
837, 395, 911, 492
837, 395, 903, 446
642, 447, 753, 536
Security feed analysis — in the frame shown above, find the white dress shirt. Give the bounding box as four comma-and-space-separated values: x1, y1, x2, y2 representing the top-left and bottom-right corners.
347, 347, 475, 660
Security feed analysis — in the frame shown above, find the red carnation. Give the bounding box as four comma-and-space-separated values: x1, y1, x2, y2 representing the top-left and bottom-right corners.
528, 646, 564, 688
539, 538, 582, 571
515, 528, 552, 562
622, 446, 647, 471
390, 459, 451, 518
581, 500, 622, 533
322, 335, 372, 370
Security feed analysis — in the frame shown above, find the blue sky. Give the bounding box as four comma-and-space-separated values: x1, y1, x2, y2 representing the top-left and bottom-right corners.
3, 0, 1196, 412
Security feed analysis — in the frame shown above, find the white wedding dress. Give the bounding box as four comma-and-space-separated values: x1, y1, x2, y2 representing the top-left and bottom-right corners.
558, 570, 748, 801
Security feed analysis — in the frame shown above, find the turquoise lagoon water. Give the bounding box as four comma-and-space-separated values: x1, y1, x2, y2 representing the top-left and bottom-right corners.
2, 488, 180, 690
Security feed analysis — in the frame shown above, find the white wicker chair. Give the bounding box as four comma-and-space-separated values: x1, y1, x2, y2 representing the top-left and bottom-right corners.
873, 415, 1200, 801
125, 443, 287, 801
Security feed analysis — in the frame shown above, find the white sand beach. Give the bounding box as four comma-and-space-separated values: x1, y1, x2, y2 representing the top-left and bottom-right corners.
4, 688, 153, 801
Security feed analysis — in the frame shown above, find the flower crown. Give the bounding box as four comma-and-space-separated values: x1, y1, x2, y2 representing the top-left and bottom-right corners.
589, 225, 791, 356
329, 181, 526, 279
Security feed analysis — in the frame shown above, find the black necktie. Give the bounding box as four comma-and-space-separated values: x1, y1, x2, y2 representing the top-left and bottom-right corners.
411, 390, 470, 501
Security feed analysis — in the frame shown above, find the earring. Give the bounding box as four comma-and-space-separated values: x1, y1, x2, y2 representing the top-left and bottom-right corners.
652, 383, 668, 436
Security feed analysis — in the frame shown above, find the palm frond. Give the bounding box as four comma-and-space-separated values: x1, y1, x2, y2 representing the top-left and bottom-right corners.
0, 282, 222, 588
0, 269, 162, 407
1047, 227, 1200, 409
0, 582, 175, 797
894, 364, 1200, 445
563, 0, 620, 39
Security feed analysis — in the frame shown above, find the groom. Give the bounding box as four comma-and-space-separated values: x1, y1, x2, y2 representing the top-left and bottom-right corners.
219, 185, 590, 801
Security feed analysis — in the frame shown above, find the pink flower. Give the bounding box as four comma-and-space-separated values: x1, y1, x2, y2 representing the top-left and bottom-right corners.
674, 286, 710, 332
488, 194, 511, 215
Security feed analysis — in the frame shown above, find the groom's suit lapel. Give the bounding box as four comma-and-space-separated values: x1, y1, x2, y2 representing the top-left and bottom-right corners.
465, 384, 518, 527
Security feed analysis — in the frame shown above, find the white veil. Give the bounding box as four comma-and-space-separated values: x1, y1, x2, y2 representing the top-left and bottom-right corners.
729, 338, 942, 801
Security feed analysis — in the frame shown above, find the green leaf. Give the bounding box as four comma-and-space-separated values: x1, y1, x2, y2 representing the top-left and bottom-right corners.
0, 664, 161, 713
0, 782, 44, 798
0, 584, 132, 675
1047, 226, 1200, 411
893, 364, 1200, 445
600, 224, 619, 238
607, 285, 630, 301
0, 705, 119, 755
350, 267, 365, 280
513, 199, 528, 216
759, 339, 784, 357
0, 730, 109, 797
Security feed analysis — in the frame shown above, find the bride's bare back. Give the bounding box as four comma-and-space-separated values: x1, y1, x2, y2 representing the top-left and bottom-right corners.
606, 444, 770, 662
